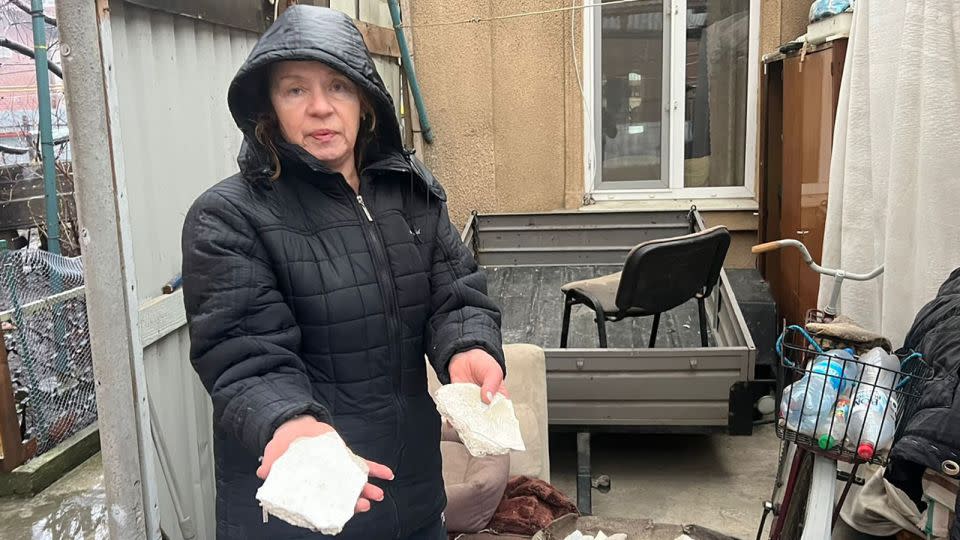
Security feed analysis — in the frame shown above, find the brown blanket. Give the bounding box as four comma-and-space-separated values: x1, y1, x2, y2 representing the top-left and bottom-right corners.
485, 476, 580, 536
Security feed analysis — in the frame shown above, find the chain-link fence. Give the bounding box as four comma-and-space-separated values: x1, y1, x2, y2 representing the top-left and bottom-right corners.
0, 249, 95, 456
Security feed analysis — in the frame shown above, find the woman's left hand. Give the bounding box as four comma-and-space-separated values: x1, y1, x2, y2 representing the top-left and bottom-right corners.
449, 349, 508, 404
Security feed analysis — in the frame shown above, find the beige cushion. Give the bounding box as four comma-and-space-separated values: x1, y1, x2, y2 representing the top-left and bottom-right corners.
498, 344, 550, 482
560, 271, 623, 315
427, 344, 551, 482
440, 438, 509, 533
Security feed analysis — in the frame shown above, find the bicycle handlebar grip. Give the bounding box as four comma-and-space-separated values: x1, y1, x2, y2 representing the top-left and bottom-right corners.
751, 241, 782, 254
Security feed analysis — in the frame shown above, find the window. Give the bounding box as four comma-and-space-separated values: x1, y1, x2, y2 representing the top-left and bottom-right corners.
598, 3, 665, 189
586, 0, 757, 199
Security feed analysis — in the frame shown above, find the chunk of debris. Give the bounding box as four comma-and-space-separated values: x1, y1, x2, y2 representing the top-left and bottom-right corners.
255, 432, 368, 535
562, 531, 627, 540
435, 382, 525, 457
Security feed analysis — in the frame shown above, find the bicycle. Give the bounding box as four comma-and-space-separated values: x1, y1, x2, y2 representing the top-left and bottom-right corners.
751, 239, 933, 540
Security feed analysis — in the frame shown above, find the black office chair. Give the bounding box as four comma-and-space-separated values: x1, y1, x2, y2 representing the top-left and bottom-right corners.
559, 225, 731, 348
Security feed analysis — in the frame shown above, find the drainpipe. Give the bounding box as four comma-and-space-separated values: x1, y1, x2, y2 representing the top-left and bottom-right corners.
387, 0, 434, 144
31, 0, 60, 255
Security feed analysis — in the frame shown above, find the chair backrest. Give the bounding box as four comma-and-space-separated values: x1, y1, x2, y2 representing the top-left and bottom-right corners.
615, 225, 731, 314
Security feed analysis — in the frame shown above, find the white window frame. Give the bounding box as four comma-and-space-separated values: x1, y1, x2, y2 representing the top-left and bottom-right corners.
583, 0, 760, 201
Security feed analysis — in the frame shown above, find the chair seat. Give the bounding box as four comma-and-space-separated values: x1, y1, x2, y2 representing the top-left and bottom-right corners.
561, 272, 650, 317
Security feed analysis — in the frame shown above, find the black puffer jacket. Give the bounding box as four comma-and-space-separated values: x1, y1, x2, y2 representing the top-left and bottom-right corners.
180, 6, 504, 539
885, 268, 960, 540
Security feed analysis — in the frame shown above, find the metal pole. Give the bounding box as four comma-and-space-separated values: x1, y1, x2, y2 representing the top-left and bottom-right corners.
32, 3, 66, 463
387, 0, 434, 143
30, 0, 60, 255
824, 272, 845, 317
576, 431, 592, 515
55, 0, 158, 537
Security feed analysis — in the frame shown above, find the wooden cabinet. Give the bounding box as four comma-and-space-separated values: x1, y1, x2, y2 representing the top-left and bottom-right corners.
759, 39, 847, 326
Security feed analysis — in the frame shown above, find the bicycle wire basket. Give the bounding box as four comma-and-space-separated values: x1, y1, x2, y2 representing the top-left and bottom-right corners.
774, 321, 934, 465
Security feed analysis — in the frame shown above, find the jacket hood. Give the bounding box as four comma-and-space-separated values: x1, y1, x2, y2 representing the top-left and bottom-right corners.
228, 5, 405, 179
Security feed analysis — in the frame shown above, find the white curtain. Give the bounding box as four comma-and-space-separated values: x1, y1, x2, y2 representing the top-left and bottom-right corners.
818, 0, 960, 347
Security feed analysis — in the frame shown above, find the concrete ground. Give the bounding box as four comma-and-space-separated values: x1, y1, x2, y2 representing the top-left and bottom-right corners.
1, 431, 782, 540
548, 424, 782, 539
547, 425, 897, 540
0, 429, 898, 540
0, 453, 107, 540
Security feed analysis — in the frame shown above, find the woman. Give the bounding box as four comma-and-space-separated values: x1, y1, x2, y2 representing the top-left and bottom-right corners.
181, 6, 505, 539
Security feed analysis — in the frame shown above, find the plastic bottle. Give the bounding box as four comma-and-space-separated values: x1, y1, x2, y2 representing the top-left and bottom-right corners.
779, 379, 834, 436
852, 393, 899, 460
816, 395, 851, 449
810, 348, 859, 393
779, 348, 856, 436
846, 347, 901, 460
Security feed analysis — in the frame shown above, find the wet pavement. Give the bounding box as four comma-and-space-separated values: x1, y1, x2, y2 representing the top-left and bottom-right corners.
0, 453, 106, 540
0, 436, 896, 540
549, 425, 782, 539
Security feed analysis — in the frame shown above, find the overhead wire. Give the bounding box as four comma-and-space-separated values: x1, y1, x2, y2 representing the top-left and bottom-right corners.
395, 0, 628, 195
399, 0, 647, 29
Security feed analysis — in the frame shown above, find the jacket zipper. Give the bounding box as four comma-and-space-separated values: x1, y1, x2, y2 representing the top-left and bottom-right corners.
356, 195, 374, 221
351, 189, 405, 540
354, 195, 402, 377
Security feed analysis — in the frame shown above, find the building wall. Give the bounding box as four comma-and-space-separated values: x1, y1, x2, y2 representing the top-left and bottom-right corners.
780, 0, 813, 45
760, 0, 811, 56
407, 0, 811, 268
407, 0, 583, 225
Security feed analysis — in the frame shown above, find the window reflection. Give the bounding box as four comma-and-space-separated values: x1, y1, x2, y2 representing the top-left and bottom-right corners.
684, 0, 749, 188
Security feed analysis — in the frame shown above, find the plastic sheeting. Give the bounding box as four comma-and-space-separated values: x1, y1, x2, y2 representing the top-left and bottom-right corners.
809, 0, 854, 23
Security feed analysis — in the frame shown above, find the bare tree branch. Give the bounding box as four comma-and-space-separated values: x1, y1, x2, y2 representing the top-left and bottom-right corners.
0, 38, 63, 78
0, 134, 69, 155
7, 0, 57, 27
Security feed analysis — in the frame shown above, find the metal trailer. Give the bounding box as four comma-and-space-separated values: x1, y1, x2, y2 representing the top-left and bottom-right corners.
462, 207, 768, 513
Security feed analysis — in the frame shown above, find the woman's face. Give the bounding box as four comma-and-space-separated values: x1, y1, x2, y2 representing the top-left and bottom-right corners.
269, 61, 362, 172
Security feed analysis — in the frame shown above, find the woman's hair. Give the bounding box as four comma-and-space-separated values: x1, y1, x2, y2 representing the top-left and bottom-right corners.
254, 70, 377, 182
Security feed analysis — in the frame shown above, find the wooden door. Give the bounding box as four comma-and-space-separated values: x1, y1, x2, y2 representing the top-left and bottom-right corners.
780, 54, 805, 325
797, 47, 837, 319
760, 61, 784, 317
779, 46, 839, 324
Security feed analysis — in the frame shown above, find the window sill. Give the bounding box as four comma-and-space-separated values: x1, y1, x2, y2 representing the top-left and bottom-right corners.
580, 196, 759, 213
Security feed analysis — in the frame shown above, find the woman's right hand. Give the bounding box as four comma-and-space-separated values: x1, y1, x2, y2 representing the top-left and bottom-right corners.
256, 415, 395, 513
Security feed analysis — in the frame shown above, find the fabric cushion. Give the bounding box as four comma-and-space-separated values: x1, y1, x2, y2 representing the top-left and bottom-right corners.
499, 344, 550, 482
561, 272, 623, 315
441, 438, 510, 533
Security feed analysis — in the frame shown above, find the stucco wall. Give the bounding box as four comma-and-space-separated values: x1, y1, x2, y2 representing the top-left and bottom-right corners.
407, 0, 805, 228
759, 0, 812, 57
761, 0, 783, 57
781, 0, 813, 46
407, 0, 581, 226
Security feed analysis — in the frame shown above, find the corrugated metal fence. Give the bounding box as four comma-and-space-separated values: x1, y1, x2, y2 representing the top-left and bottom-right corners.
107, 3, 257, 537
